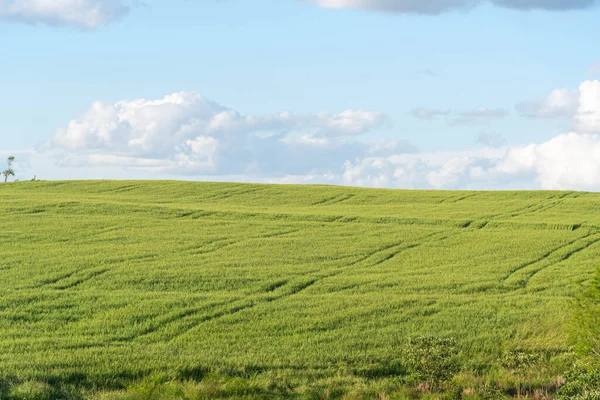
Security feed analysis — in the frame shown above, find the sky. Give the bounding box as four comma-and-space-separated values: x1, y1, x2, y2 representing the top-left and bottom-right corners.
1, 0, 600, 190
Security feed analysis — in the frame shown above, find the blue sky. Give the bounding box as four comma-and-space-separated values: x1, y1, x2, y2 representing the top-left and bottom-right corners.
2, 0, 600, 189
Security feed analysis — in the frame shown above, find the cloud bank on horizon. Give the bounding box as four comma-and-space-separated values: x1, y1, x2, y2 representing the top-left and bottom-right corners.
40, 80, 600, 191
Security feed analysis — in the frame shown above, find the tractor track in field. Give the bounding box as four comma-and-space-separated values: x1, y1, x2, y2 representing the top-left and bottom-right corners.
102, 184, 142, 194
478, 192, 576, 226
103, 254, 159, 265
311, 194, 355, 206
500, 232, 600, 288
438, 193, 480, 204
513, 192, 577, 219
53, 268, 110, 290
84, 225, 122, 239
186, 229, 301, 256
35, 266, 106, 290
88, 228, 306, 344
155, 230, 454, 344
68, 191, 590, 232
34, 270, 79, 288
311, 195, 344, 206
125, 275, 323, 345
261, 228, 302, 238
71, 297, 244, 349
202, 186, 266, 201
500, 234, 591, 282
186, 238, 241, 255
48, 228, 461, 347
450, 193, 480, 203
35, 254, 156, 289
523, 235, 600, 287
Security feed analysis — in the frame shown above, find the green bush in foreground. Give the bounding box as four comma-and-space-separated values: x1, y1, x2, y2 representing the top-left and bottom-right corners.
557, 364, 600, 400
404, 336, 460, 391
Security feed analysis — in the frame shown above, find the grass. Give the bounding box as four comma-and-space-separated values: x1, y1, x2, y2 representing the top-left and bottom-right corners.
0, 180, 598, 399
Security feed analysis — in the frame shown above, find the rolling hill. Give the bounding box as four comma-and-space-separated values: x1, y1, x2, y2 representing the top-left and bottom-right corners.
0, 181, 598, 399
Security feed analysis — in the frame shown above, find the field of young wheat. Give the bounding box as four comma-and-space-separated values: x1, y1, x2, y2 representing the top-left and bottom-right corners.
0, 181, 598, 399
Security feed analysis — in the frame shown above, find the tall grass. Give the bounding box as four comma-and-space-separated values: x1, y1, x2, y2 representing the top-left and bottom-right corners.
0, 181, 598, 398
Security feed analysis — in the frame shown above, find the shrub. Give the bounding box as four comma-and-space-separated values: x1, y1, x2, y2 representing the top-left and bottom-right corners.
9, 381, 56, 400
500, 351, 541, 372
404, 336, 461, 392
557, 363, 600, 400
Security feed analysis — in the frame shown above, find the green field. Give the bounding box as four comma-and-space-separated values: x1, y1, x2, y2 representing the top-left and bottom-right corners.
1, 181, 599, 399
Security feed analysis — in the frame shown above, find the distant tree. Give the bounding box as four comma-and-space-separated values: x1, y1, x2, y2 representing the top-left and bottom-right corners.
2, 156, 15, 183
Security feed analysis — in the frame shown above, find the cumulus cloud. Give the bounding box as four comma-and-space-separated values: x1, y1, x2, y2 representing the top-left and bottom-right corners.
342, 132, 600, 191
44, 80, 600, 191
517, 80, 600, 132
484, 132, 600, 189
516, 88, 579, 119
342, 81, 600, 190
410, 106, 508, 125
302, 0, 597, 14
0, 0, 129, 28
47, 92, 390, 177
575, 80, 600, 133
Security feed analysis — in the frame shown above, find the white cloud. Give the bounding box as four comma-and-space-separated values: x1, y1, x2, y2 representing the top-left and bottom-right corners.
301, 0, 597, 14
492, 132, 600, 189
409, 107, 451, 120
342, 132, 600, 191
324, 109, 389, 136
410, 106, 508, 125
42, 80, 600, 191
574, 80, 600, 133
516, 88, 579, 119
342, 149, 504, 189
517, 80, 600, 133
47, 92, 390, 177
0, 0, 129, 28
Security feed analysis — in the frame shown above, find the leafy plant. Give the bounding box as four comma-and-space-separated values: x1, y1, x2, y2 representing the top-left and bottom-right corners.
557, 363, 600, 400
404, 336, 461, 391
501, 350, 541, 372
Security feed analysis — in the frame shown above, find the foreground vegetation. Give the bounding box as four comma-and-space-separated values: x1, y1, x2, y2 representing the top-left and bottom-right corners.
0, 181, 599, 399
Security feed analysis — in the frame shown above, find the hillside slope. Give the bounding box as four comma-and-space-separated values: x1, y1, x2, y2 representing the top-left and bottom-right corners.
0, 181, 598, 398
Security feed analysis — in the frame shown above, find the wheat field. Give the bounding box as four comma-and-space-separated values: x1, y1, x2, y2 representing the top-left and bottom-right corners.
0, 181, 597, 399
